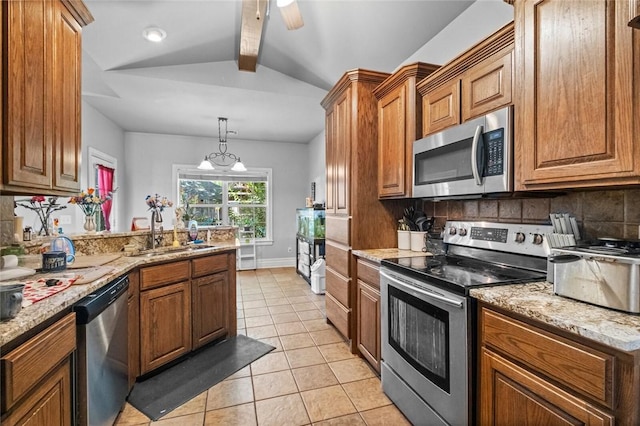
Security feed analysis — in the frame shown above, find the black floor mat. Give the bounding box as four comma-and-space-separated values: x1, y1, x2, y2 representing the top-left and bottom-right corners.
127, 335, 275, 421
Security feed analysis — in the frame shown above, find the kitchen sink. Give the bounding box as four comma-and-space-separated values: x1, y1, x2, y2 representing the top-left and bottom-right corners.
131, 245, 215, 258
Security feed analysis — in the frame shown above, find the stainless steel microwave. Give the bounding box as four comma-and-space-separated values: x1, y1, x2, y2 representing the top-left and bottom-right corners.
413, 106, 512, 199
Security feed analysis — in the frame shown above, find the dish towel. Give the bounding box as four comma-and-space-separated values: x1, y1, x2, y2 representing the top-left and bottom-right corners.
22, 277, 77, 307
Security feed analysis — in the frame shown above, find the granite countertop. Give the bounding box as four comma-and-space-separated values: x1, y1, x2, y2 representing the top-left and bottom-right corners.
352, 248, 433, 263
0, 242, 238, 347
470, 282, 640, 353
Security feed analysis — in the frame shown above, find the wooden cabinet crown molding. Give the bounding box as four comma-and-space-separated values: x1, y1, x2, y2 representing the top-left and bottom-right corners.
373, 62, 440, 99
321, 69, 390, 109
60, 0, 94, 26
417, 22, 514, 95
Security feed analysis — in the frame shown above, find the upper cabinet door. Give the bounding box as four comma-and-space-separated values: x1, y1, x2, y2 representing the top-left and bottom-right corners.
325, 107, 336, 214
515, 0, 640, 190
52, 1, 82, 192
422, 81, 460, 137
5, 0, 53, 190
461, 48, 513, 122
377, 86, 406, 198
333, 89, 351, 215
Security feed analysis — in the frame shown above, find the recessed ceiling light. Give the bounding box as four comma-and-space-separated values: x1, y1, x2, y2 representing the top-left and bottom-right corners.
142, 27, 166, 42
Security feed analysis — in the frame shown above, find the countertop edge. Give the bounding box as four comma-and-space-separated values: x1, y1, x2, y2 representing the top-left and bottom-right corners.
0, 243, 238, 347
471, 282, 640, 353
352, 248, 432, 263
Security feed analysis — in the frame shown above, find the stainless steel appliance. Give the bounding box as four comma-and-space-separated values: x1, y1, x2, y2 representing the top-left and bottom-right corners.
413, 106, 512, 199
551, 239, 640, 313
380, 221, 552, 425
74, 274, 129, 426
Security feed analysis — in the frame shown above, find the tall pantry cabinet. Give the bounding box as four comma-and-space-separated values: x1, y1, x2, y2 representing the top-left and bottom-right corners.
321, 69, 399, 352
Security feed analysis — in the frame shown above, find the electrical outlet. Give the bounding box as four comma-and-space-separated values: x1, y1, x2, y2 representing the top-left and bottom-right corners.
287, 247, 292, 253
59, 215, 71, 225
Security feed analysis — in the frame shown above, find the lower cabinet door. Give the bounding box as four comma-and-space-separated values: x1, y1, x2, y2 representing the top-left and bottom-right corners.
480, 348, 614, 426
3, 358, 72, 426
357, 280, 380, 373
192, 272, 229, 349
140, 281, 192, 374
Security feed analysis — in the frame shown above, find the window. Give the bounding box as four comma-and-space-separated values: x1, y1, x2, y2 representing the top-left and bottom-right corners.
88, 147, 117, 232
174, 166, 272, 241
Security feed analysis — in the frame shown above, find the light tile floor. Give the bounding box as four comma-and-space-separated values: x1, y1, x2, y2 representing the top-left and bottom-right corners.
115, 267, 411, 426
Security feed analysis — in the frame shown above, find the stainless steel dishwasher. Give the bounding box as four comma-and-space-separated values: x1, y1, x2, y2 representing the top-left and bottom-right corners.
74, 274, 129, 426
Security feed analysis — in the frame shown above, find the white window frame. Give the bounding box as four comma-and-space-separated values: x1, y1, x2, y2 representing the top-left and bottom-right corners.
88, 147, 118, 231
172, 164, 273, 245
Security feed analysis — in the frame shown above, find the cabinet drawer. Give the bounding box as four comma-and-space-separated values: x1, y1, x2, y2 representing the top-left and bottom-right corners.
482, 308, 613, 407
326, 293, 350, 340
356, 258, 379, 290
192, 254, 228, 278
140, 260, 190, 290
1, 313, 76, 412
326, 267, 350, 307
325, 242, 350, 277
326, 216, 350, 245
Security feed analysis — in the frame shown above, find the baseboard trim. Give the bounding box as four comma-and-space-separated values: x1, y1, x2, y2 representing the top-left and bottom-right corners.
255, 257, 296, 269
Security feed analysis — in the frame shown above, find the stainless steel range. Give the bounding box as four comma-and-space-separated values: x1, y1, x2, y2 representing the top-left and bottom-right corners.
380, 220, 553, 426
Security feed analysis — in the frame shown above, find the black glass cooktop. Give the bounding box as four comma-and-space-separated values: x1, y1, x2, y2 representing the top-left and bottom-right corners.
382, 255, 546, 295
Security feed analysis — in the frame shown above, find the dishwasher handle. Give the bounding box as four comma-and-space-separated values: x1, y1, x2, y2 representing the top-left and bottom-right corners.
73, 275, 129, 324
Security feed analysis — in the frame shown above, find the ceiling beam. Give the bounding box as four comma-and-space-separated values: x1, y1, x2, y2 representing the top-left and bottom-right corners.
239, 0, 268, 72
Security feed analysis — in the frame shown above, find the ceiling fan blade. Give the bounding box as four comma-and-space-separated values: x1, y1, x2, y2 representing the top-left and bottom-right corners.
239, 0, 268, 72
278, 0, 304, 30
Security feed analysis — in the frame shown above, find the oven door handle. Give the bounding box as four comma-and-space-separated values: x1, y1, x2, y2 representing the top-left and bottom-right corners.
381, 271, 464, 309
471, 124, 484, 186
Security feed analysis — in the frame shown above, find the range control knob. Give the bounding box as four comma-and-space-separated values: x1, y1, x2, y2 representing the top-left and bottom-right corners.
458, 228, 468, 236
449, 227, 457, 235
532, 234, 544, 245
514, 232, 526, 243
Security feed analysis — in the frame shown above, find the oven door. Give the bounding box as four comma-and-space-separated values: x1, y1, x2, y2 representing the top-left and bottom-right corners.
413, 106, 512, 199
380, 268, 469, 426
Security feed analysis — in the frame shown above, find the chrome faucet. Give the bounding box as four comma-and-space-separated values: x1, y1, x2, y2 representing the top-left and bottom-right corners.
151, 208, 164, 250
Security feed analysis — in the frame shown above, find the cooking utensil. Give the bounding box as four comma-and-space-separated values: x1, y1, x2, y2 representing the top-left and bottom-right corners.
0, 284, 25, 319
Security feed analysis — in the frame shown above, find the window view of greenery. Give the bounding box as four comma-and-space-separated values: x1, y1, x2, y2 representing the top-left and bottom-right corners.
178, 177, 268, 239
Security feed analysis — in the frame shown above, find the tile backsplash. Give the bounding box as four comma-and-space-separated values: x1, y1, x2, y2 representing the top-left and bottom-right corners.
423, 188, 640, 241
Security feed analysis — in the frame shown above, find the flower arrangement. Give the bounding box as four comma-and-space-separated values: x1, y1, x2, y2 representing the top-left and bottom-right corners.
15, 196, 66, 236
68, 188, 114, 216
146, 194, 173, 212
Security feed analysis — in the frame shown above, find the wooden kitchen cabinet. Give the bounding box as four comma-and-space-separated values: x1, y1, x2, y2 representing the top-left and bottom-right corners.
514, 0, 640, 190
355, 257, 381, 373
1, 313, 76, 426
321, 69, 399, 351
137, 251, 236, 376
1, 0, 93, 196
418, 23, 514, 137
478, 304, 640, 425
140, 280, 192, 375
374, 63, 438, 198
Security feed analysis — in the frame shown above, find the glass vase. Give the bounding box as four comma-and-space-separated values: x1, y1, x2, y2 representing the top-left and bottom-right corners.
83, 215, 97, 234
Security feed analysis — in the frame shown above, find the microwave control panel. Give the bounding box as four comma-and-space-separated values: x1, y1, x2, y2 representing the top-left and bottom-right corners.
484, 128, 504, 176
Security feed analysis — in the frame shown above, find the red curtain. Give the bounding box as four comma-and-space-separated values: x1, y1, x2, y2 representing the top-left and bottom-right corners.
98, 165, 115, 230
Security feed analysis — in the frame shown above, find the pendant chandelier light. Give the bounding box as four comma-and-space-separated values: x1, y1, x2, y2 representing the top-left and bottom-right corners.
198, 117, 247, 171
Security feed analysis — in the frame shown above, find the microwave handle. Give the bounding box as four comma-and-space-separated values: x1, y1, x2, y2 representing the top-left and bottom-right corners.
471, 125, 484, 186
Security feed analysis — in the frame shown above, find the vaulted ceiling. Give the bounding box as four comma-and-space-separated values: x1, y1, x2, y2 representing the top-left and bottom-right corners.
82, 0, 475, 143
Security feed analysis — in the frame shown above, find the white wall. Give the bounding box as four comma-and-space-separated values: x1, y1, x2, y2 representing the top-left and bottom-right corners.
124, 132, 308, 264
307, 130, 326, 205
14, 102, 126, 235
401, 0, 514, 68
